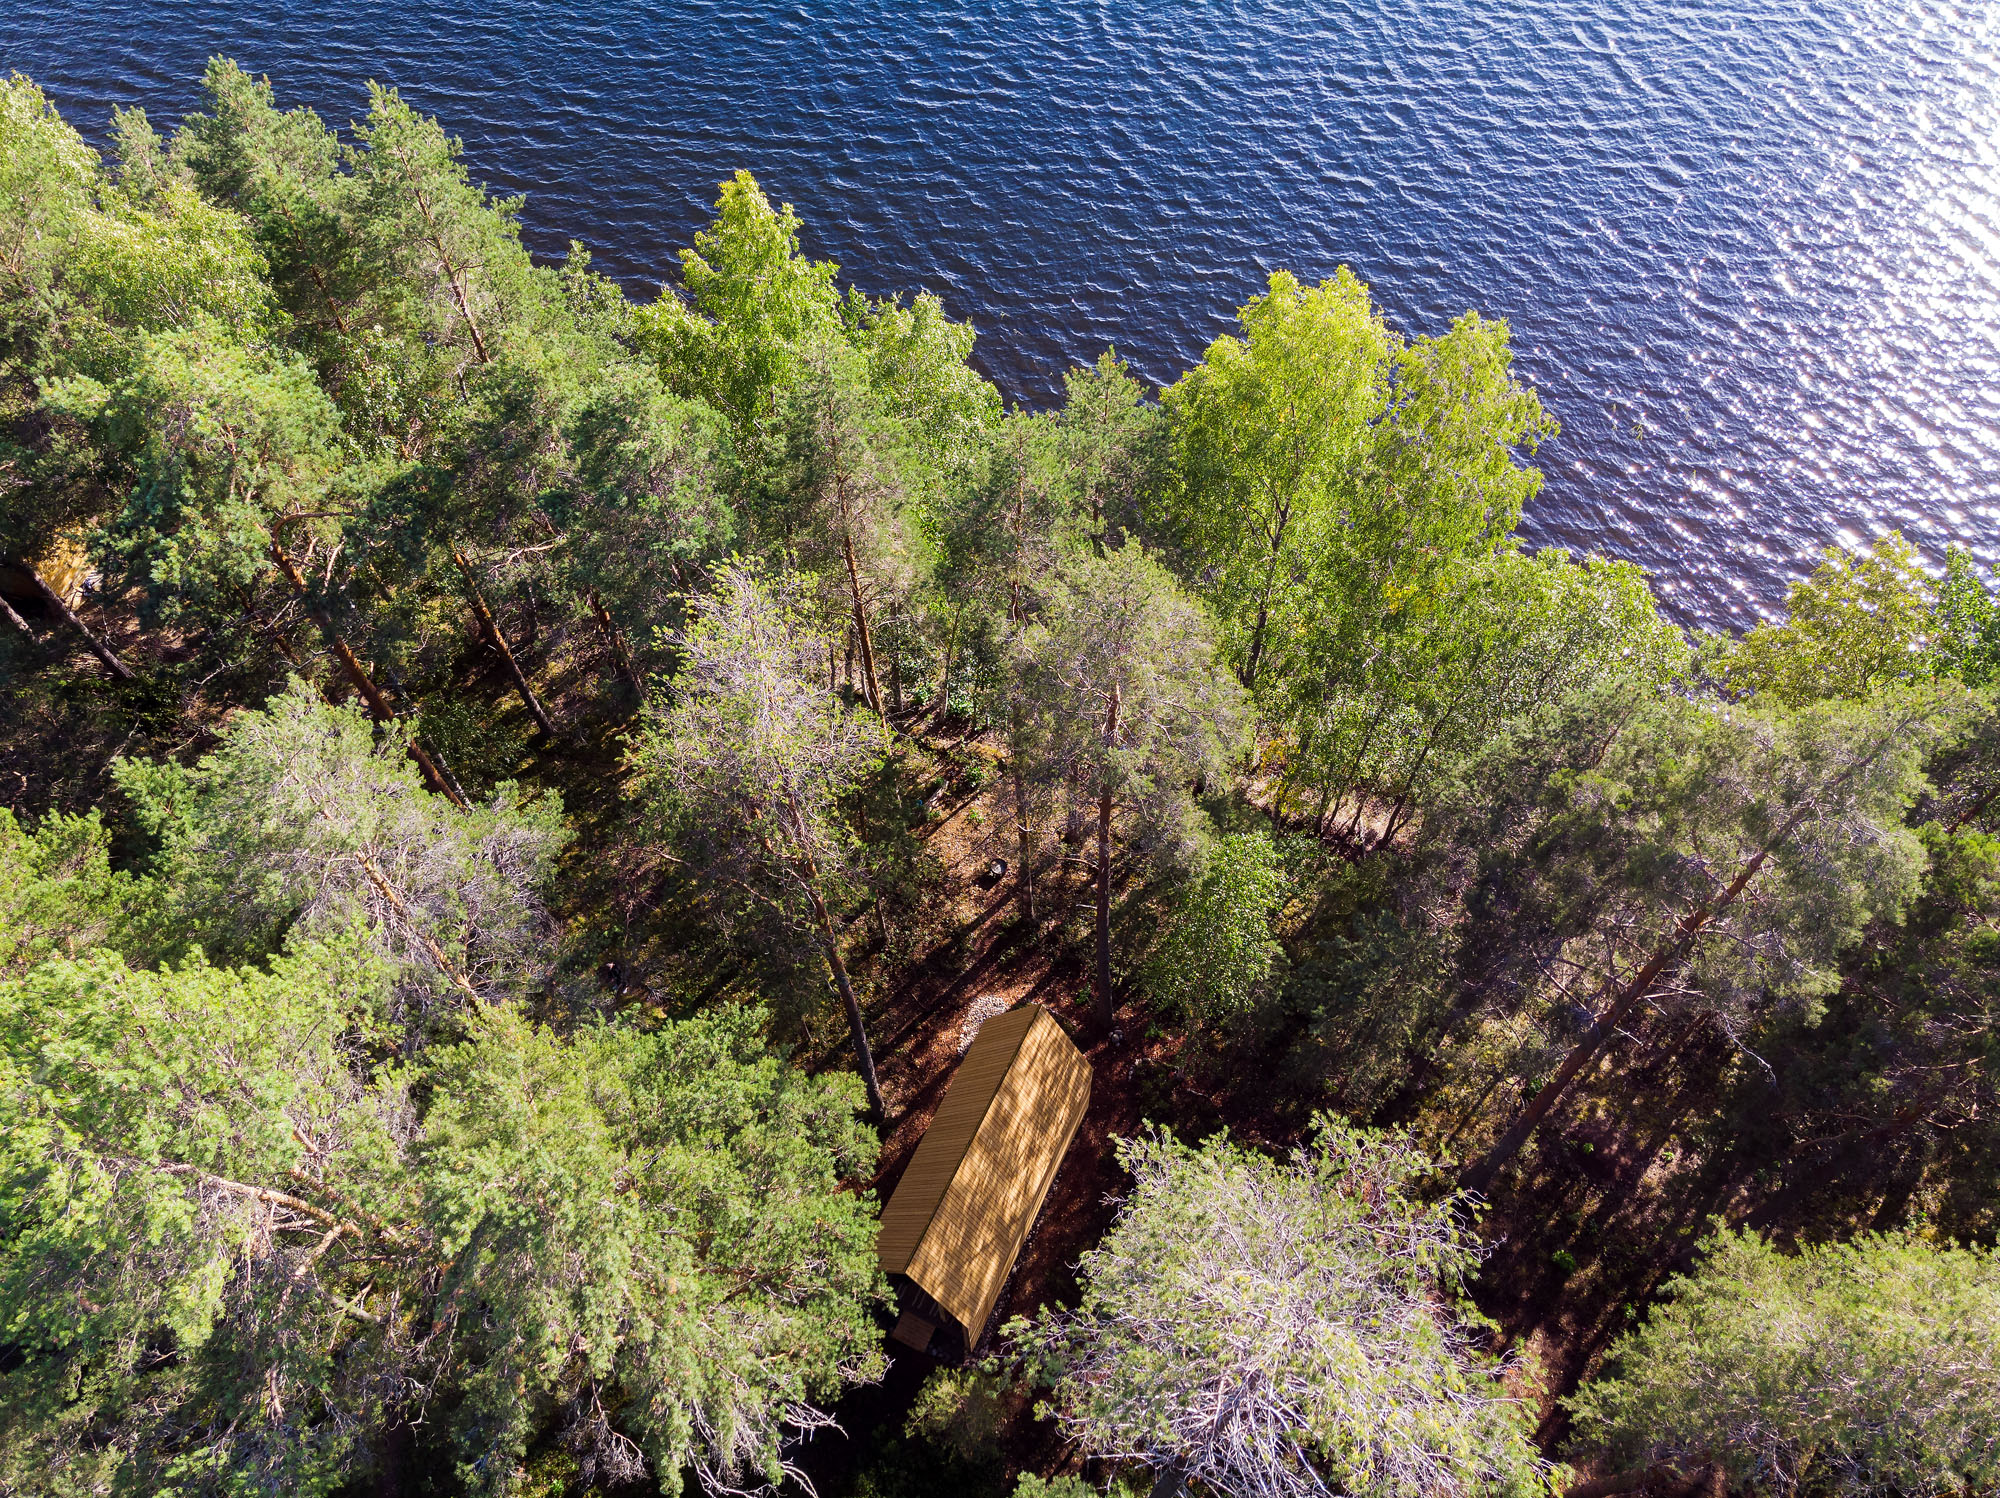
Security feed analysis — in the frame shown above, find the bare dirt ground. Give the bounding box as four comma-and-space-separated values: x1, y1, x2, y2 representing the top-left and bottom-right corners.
791, 743, 1175, 1491
795, 747, 1740, 1493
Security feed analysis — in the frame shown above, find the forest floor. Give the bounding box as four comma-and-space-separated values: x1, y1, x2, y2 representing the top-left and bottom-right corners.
2, 596, 1783, 1494
790, 733, 1771, 1495
789, 740, 1433, 1491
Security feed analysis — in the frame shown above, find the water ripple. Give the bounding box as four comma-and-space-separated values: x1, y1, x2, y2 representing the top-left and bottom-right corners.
4, 0, 1998, 627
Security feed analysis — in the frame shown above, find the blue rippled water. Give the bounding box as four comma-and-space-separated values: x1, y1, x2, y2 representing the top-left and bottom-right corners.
4, 1, 1998, 626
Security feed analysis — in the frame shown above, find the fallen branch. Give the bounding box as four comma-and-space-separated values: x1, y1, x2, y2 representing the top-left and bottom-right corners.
10, 556, 133, 680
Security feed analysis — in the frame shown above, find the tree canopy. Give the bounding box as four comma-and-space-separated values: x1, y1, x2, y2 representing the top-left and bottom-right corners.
8, 57, 2000, 1498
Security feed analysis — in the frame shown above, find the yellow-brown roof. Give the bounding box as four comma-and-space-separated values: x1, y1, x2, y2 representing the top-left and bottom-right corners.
877, 1005, 1092, 1340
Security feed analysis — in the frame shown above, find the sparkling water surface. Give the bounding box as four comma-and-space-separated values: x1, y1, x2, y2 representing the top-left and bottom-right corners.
5, 0, 1998, 627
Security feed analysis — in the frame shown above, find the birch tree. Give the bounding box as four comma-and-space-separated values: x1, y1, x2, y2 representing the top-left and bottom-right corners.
1158, 269, 1393, 691
1713, 533, 1935, 706
630, 561, 888, 1114
636, 168, 842, 430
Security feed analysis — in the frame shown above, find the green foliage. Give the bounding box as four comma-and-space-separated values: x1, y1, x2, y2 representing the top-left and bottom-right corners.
1274, 545, 1687, 837
1157, 268, 1396, 689
0, 929, 884, 1497
415, 1005, 887, 1495
1008, 541, 1247, 867
1013, 1120, 1549, 1498
346, 83, 543, 377
0, 934, 405, 1498
1735, 797, 2000, 1243
1012, 1476, 1115, 1498
903, 1367, 1007, 1466
55, 317, 344, 606
1146, 828, 1287, 1026
1567, 1229, 2000, 1497
845, 1367, 1012, 1498
113, 678, 567, 1014
0, 74, 101, 320
1715, 533, 1935, 704
0, 806, 151, 972
18, 61, 1994, 1498
1929, 545, 2000, 687
844, 284, 1002, 498
1153, 268, 1555, 712
630, 561, 882, 952
638, 169, 842, 428
1439, 682, 1963, 1023
1058, 348, 1158, 541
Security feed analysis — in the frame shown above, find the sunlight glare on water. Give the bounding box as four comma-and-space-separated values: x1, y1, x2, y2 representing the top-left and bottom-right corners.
4, 0, 1999, 627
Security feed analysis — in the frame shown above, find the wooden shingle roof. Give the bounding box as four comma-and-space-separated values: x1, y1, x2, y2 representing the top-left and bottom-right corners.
877, 1005, 1092, 1341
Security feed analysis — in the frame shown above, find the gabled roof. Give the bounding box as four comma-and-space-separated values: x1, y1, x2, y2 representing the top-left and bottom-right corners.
877, 1005, 1092, 1340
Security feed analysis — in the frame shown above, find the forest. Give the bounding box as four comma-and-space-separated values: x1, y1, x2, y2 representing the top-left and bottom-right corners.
2, 60, 1999, 1498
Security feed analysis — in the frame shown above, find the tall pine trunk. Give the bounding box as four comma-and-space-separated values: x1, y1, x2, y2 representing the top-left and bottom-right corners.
1093, 682, 1122, 1032
450, 546, 555, 736
1014, 761, 1037, 925
822, 413, 884, 720
811, 885, 885, 1117
587, 588, 642, 697
267, 537, 465, 808
11, 557, 133, 680
839, 522, 883, 718
1459, 788, 1836, 1194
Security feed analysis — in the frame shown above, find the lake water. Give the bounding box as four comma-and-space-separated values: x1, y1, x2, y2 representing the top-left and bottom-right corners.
5, 0, 1998, 627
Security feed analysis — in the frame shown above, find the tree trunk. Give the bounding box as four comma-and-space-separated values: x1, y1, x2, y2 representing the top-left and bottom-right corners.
267, 538, 466, 808
380, 661, 472, 806
390, 150, 491, 366
1459, 805, 1812, 1194
13, 558, 133, 680
1950, 777, 2000, 833
1014, 762, 1037, 925
1094, 682, 1122, 1033
840, 524, 884, 717
1, 591, 35, 638
372, 1417, 416, 1498
355, 850, 481, 1003
1240, 496, 1292, 691
1458, 691, 1946, 1196
588, 588, 642, 696
812, 887, 885, 1117
1009, 436, 1029, 624
932, 607, 963, 730
1243, 597, 1273, 691
450, 546, 555, 737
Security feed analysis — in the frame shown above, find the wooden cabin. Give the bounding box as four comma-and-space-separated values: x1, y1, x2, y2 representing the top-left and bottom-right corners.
877, 1004, 1092, 1356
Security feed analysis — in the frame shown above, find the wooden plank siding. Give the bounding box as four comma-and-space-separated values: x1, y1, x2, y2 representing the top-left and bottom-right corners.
877, 1006, 1092, 1342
